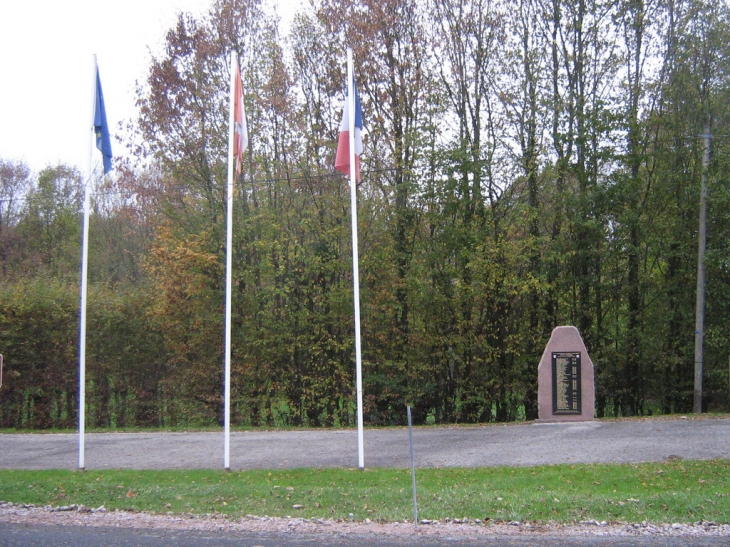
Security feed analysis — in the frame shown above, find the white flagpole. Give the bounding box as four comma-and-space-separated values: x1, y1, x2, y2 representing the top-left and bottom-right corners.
346, 48, 365, 470
79, 55, 97, 470
224, 51, 237, 471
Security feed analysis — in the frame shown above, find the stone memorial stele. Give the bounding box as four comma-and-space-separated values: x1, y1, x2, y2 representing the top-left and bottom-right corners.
537, 326, 595, 422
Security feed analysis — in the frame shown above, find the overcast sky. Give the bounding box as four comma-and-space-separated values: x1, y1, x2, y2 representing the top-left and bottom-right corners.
0, 0, 300, 176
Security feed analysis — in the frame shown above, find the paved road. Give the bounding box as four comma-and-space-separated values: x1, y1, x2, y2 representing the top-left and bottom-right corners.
0, 417, 728, 470
0, 523, 724, 547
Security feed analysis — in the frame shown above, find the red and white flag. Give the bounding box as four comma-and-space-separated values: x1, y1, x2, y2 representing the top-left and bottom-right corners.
335, 79, 363, 181
232, 63, 248, 177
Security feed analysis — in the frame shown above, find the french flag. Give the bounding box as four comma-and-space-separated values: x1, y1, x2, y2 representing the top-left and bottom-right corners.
335, 79, 363, 181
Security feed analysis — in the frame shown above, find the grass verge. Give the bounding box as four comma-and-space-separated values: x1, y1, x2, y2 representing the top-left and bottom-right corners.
1, 460, 729, 524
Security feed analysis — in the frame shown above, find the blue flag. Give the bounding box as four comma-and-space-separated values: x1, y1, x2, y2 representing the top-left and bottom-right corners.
94, 67, 113, 174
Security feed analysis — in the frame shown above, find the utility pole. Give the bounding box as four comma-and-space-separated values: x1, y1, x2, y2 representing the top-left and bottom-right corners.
693, 123, 711, 414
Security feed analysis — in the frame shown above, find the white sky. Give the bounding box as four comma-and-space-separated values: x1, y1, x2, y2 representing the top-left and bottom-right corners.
0, 0, 301, 176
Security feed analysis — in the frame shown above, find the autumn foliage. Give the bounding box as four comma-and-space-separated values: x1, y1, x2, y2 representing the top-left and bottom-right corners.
2, 0, 730, 429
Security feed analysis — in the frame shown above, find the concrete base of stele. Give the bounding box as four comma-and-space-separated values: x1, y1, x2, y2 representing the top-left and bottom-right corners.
537, 326, 595, 423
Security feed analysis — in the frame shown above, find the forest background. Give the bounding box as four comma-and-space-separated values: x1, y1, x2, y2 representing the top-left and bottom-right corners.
1, 0, 730, 430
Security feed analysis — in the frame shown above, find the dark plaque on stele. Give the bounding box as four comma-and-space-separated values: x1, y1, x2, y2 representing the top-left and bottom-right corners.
552, 352, 581, 414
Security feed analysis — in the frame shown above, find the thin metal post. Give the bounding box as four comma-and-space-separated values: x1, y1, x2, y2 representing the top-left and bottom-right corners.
79, 55, 97, 471
223, 51, 238, 471
345, 48, 365, 470
694, 124, 711, 414
407, 406, 418, 526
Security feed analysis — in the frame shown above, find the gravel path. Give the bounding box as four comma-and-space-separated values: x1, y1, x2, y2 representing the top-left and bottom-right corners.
1, 416, 728, 470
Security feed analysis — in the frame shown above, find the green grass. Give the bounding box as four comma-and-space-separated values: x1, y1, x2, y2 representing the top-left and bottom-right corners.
1, 460, 729, 524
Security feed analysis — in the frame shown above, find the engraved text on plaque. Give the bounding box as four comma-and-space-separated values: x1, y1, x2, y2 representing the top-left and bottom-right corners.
552, 352, 581, 414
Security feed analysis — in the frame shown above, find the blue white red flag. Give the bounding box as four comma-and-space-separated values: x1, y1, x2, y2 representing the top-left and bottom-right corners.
335, 80, 363, 181
94, 67, 113, 174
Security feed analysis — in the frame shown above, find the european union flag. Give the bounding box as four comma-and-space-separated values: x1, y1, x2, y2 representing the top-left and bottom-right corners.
94, 67, 113, 174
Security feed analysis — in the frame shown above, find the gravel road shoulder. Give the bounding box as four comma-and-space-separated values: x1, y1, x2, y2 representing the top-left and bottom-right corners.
2, 501, 730, 541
